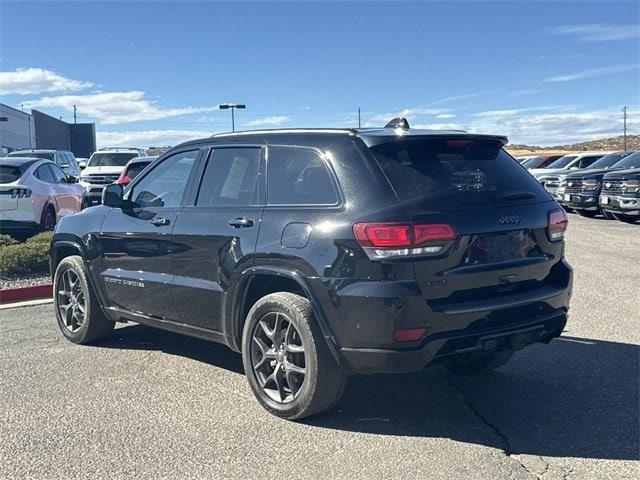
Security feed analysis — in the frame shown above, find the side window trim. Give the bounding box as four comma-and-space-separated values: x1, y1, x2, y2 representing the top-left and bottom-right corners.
191, 144, 265, 208
124, 147, 204, 208
265, 144, 342, 207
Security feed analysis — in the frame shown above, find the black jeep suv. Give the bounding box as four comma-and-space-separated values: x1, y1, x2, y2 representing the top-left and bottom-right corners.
50, 119, 572, 419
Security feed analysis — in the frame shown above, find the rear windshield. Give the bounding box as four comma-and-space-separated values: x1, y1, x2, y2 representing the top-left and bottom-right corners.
89, 152, 138, 167
8, 151, 54, 161
521, 157, 541, 168
371, 138, 549, 209
0, 165, 23, 183
126, 162, 150, 179
610, 152, 640, 169
546, 155, 577, 169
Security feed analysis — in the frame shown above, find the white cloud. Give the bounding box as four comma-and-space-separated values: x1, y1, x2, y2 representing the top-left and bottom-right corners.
243, 115, 291, 127
426, 90, 499, 106
436, 113, 456, 119
508, 89, 540, 97
474, 109, 520, 117
544, 63, 639, 82
21, 91, 218, 124
0, 67, 92, 95
413, 122, 466, 131
549, 24, 640, 42
97, 129, 212, 148
361, 107, 452, 127
468, 108, 640, 146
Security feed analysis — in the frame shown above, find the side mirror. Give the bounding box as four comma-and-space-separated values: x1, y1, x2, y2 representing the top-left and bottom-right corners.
67, 176, 79, 184
102, 183, 124, 208
78, 162, 87, 170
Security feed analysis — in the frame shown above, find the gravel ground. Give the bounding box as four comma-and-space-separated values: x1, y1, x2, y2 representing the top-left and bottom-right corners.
0, 272, 51, 290
0, 214, 638, 479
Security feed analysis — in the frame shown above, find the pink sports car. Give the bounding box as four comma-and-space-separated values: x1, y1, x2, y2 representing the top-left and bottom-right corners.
0, 157, 86, 234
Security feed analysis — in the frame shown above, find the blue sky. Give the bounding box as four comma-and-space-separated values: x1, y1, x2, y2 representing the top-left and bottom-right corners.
1, 0, 639, 147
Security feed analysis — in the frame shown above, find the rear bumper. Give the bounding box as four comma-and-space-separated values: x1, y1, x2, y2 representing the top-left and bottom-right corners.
318, 259, 573, 374
564, 193, 600, 211
341, 311, 567, 374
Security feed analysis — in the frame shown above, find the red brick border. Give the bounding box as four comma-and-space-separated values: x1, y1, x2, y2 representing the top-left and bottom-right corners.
0, 284, 53, 304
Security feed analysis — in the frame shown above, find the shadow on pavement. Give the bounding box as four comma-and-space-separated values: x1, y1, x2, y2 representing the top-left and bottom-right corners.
99, 325, 639, 461
100, 323, 245, 374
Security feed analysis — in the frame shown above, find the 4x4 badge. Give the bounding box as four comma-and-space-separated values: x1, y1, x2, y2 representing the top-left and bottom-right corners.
498, 214, 521, 225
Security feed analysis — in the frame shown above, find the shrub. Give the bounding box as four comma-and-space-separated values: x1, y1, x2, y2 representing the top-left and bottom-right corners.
25, 231, 54, 246
0, 234, 18, 248
0, 231, 52, 276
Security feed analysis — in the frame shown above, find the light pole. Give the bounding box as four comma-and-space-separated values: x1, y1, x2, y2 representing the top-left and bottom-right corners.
219, 103, 246, 132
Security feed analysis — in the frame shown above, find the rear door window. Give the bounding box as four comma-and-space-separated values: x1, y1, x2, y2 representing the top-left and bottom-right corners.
267, 146, 338, 205
370, 138, 549, 209
576, 155, 602, 168
35, 164, 56, 183
196, 147, 261, 207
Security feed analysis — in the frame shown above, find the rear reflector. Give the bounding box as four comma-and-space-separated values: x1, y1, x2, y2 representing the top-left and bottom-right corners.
548, 209, 568, 241
394, 328, 426, 342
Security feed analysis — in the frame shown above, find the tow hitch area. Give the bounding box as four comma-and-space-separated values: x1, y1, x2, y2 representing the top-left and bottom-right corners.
480, 327, 546, 352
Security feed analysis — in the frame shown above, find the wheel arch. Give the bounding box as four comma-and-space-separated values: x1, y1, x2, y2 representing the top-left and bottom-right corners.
228, 266, 341, 362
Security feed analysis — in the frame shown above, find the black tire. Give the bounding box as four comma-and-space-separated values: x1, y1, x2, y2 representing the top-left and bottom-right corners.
445, 350, 514, 375
41, 205, 56, 231
612, 213, 638, 224
576, 209, 597, 218
242, 292, 348, 420
53, 255, 115, 344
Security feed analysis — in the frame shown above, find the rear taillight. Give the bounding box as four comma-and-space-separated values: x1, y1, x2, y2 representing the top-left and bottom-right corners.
11, 188, 32, 199
353, 222, 456, 259
548, 209, 568, 242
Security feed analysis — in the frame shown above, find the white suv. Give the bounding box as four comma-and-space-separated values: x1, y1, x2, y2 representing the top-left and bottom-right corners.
80, 148, 145, 203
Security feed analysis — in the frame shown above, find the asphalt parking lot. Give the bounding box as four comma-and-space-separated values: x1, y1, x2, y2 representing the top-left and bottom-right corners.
1, 214, 638, 480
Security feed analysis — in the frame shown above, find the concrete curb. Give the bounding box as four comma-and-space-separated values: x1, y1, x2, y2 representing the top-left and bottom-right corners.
0, 283, 53, 305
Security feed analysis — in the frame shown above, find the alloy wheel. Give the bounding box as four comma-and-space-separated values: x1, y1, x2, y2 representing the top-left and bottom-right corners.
57, 268, 86, 332
250, 312, 306, 403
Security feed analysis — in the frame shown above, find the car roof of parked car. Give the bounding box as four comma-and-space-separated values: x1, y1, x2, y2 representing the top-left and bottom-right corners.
8, 149, 67, 154
0, 157, 51, 169
128, 156, 158, 164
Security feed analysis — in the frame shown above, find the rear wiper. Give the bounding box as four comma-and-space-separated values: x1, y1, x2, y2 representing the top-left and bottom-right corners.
494, 190, 536, 202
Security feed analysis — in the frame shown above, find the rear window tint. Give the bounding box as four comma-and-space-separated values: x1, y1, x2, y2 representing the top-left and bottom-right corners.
0, 166, 22, 183
371, 139, 548, 209
267, 147, 338, 205
126, 162, 150, 180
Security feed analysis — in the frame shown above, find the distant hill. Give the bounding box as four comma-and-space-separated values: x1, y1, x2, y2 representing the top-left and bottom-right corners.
507, 135, 640, 155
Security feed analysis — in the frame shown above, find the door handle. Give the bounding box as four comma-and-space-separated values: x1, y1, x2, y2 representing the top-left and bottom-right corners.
150, 216, 170, 227
228, 217, 254, 228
